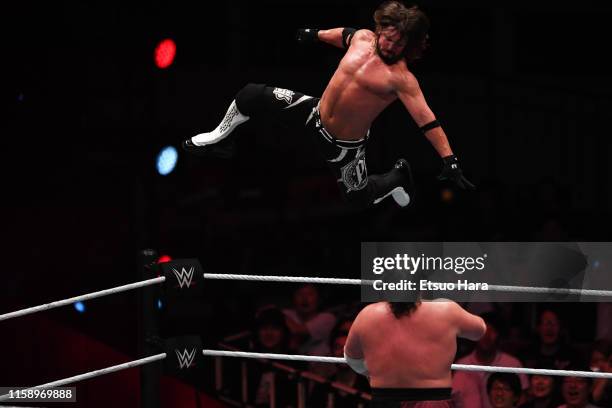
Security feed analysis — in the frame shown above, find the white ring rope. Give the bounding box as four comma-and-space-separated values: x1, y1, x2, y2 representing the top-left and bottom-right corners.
2, 266, 609, 403
2, 272, 612, 323
203, 273, 368, 285
204, 274, 612, 297
204, 349, 345, 364
0, 353, 167, 403
204, 273, 612, 297
451, 364, 612, 378
1, 348, 609, 404
202, 349, 612, 379
487, 284, 612, 297
0, 277, 166, 322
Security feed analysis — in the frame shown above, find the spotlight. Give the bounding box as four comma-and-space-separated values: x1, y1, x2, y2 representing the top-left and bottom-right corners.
156, 146, 178, 176
154, 38, 176, 69
157, 255, 172, 263
74, 302, 86, 313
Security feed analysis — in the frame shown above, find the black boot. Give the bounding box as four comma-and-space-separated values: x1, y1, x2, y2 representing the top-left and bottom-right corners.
369, 159, 415, 208
390, 159, 415, 207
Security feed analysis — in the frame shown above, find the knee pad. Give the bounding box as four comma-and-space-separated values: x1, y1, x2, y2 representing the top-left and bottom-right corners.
235, 83, 266, 116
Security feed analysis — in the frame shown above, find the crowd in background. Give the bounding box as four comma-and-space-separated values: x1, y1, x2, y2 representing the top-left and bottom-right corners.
217, 283, 612, 408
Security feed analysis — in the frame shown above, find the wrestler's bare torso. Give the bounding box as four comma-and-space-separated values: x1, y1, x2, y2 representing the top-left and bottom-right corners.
320, 30, 428, 141
345, 301, 485, 388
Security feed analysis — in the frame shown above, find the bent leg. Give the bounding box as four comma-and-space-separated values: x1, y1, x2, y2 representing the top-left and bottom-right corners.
184, 83, 315, 156
236, 84, 316, 126
321, 143, 414, 210
344, 161, 414, 210
188, 83, 265, 147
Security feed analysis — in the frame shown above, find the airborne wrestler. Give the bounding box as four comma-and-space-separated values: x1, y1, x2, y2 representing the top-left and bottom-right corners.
183, 1, 474, 210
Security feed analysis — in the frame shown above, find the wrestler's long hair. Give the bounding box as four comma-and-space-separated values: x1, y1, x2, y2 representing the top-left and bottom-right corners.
388, 301, 421, 318
374, 1, 430, 63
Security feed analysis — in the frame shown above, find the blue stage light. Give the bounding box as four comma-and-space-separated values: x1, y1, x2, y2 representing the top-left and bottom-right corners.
74, 301, 86, 313
156, 146, 178, 176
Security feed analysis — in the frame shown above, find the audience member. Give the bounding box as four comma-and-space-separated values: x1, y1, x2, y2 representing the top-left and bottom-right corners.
283, 283, 337, 356
487, 372, 523, 408
518, 362, 563, 408
558, 366, 601, 408
590, 340, 612, 407
249, 306, 295, 407
522, 309, 579, 371
453, 312, 529, 407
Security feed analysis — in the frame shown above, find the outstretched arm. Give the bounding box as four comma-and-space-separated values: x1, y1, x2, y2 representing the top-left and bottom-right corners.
296, 27, 358, 50
319, 28, 356, 49
396, 71, 453, 158
396, 71, 476, 190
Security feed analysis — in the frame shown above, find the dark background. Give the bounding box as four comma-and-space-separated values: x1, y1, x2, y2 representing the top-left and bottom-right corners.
2, 0, 612, 402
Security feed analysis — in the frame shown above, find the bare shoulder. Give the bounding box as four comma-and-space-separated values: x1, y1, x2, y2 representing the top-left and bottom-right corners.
357, 302, 384, 316
353, 29, 375, 42
354, 302, 387, 324
425, 299, 461, 317
392, 62, 419, 93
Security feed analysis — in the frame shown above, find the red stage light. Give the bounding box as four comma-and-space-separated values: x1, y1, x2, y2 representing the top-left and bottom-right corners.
154, 39, 176, 69
157, 255, 173, 263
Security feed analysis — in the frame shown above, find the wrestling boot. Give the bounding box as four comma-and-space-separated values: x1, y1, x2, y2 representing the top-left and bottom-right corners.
390, 159, 415, 207
182, 99, 248, 159
182, 136, 236, 159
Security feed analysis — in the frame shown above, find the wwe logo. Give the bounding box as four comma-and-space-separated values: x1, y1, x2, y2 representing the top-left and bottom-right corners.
174, 348, 197, 369
273, 88, 294, 104
171, 266, 195, 289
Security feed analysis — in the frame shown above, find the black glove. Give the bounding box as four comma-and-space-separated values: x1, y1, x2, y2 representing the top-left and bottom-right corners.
296, 28, 320, 44
437, 155, 475, 190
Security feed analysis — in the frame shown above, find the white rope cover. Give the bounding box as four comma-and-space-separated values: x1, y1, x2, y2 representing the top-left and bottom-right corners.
1, 266, 609, 403
204, 273, 612, 297
2, 348, 609, 404
203, 349, 345, 364
0, 277, 166, 322
204, 273, 367, 285
203, 349, 612, 379
487, 284, 612, 297
2, 272, 611, 324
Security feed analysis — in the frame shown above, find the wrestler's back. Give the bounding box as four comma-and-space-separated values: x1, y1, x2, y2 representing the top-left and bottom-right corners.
320, 30, 403, 141
359, 302, 458, 388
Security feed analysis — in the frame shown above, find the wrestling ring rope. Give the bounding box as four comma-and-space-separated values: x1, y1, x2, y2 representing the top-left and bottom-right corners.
3, 273, 612, 322
2, 256, 611, 404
